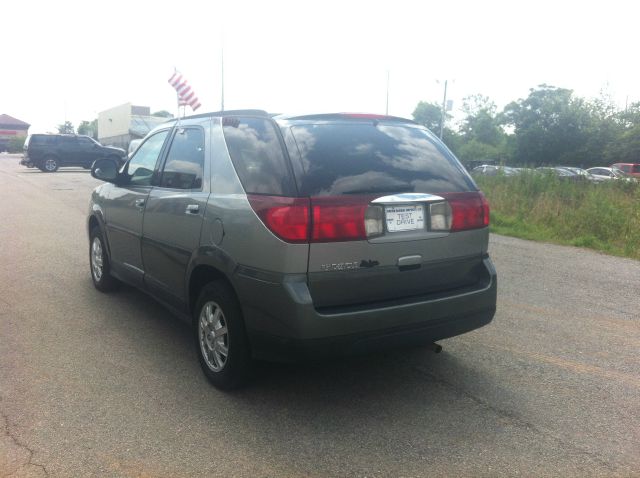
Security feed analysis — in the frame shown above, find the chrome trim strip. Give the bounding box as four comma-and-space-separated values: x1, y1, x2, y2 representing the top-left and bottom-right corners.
372, 193, 444, 204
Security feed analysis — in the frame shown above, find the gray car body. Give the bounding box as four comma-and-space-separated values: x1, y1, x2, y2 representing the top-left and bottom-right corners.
88, 113, 497, 361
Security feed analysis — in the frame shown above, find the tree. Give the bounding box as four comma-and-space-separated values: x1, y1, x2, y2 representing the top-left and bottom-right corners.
152, 110, 173, 118
77, 119, 98, 138
604, 125, 640, 163
412, 101, 447, 134
460, 94, 504, 146
501, 85, 595, 166
56, 121, 75, 134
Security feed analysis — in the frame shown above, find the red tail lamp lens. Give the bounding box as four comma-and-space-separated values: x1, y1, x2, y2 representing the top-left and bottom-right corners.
311, 197, 368, 242
441, 192, 490, 231
247, 195, 310, 243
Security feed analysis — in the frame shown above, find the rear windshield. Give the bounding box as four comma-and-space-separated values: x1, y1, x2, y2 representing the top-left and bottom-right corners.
286, 123, 474, 196
222, 117, 296, 196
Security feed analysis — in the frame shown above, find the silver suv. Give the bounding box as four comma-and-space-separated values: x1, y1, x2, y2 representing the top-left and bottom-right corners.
88, 110, 497, 389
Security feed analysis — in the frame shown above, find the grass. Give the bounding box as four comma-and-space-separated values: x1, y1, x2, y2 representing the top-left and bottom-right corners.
475, 173, 640, 260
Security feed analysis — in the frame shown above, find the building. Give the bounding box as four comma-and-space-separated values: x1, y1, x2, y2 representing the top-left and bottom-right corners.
97, 103, 168, 150
0, 114, 30, 152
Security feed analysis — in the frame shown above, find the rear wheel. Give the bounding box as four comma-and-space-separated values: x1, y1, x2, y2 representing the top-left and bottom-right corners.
42, 156, 59, 172
194, 281, 251, 390
89, 227, 119, 292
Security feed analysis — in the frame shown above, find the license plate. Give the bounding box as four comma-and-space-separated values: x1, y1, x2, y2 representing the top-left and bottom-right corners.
385, 205, 424, 232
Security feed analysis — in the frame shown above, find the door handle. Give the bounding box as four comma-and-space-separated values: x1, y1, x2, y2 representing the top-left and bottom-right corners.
185, 204, 200, 214
134, 198, 146, 208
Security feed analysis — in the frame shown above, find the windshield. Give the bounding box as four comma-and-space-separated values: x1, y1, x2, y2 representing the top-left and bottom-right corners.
612, 168, 630, 178
286, 122, 474, 196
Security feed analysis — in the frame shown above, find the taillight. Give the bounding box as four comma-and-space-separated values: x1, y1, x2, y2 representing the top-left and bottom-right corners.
248, 195, 381, 243
247, 195, 310, 243
441, 192, 490, 231
311, 197, 369, 242
248, 192, 489, 243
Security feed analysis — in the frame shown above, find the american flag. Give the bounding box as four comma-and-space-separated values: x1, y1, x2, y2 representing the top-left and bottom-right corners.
168, 70, 202, 111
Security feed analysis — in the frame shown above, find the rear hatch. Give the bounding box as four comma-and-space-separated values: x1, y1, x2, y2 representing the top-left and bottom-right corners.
280, 115, 489, 310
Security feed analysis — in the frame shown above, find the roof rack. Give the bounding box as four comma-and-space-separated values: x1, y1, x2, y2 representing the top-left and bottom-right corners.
165, 109, 269, 123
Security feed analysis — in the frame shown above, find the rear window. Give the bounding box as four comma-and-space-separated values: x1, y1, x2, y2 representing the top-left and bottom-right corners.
222, 117, 296, 196
286, 123, 474, 196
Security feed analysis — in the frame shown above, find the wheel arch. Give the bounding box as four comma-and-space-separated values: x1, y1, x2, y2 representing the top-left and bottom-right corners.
88, 211, 111, 259
188, 263, 238, 318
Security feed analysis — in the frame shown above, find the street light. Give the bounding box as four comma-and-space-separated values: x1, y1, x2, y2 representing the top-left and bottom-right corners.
436, 79, 454, 140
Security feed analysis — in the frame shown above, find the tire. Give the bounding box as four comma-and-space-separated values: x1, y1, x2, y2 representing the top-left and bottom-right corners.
42, 155, 59, 172
194, 281, 252, 390
89, 226, 119, 292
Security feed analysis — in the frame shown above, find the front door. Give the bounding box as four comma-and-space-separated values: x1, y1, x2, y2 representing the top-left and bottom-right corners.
141, 125, 209, 310
75, 136, 99, 167
104, 129, 171, 287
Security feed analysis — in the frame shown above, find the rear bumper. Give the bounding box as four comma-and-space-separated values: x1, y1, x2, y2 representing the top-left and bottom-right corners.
234, 256, 497, 362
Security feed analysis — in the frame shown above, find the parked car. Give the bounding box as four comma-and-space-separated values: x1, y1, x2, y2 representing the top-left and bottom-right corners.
610, 163, 640, 178
20, 134, 126, 172
586, 167, 636, 182
471, 165, 519, 176
557, 166, 597, 182
87, 110, 497, 389
535, 166, 583, 181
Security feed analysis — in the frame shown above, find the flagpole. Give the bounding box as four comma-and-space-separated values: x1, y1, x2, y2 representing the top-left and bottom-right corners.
221, 43, 225, 112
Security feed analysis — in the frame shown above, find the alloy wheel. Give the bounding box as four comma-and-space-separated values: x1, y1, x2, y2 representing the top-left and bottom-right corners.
199, 301, 229, 372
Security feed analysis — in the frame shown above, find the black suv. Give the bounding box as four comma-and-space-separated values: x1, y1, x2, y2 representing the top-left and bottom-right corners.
21, 134, 126, 172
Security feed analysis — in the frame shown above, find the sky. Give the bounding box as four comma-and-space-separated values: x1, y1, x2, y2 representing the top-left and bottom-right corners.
2, 0, 639, 134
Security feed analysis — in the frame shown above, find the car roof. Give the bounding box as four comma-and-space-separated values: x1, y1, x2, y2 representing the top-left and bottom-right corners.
273, 113, 417, 124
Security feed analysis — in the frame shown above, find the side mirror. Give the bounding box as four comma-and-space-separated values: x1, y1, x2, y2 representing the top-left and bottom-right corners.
91, 158, 119, 183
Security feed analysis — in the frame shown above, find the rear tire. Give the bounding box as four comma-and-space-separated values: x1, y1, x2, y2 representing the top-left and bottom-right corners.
194, 281, 252, 390
42, 155, 59, 172
89, 226, 119, 292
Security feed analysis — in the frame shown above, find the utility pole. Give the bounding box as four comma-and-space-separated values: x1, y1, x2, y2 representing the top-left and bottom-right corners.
439, 79, 448, 140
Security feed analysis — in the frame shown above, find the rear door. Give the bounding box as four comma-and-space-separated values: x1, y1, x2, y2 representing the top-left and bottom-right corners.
283, 119, 488, 309
141, 124, 209, 310
57, 136, 78, 165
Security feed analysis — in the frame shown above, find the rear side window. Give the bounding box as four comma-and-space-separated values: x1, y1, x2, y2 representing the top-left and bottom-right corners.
632, 165, 640, 173
160, 127, 205, 189
29, 135, 58, 146
287, 123, 474, 196
222, 117, 296, 196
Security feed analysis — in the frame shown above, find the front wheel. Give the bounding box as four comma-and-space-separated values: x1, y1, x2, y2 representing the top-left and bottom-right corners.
89, 227, 119, 292
194, 282, 252, 390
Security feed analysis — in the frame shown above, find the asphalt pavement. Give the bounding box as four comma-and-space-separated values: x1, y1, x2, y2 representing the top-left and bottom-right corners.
1, 154, 639, 477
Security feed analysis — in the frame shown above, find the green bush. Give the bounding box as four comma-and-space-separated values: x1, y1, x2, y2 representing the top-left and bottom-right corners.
476, 173, 640, 259
7, 136, 26, 153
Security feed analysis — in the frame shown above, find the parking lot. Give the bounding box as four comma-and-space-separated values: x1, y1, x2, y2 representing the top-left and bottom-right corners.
1, 154, 639, 477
